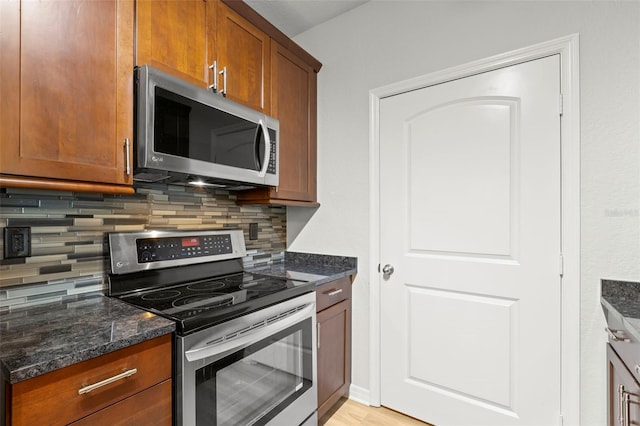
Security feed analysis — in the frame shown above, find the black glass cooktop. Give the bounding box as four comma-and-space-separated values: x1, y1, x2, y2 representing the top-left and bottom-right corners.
108, 230, 315, 336
116, 271, 313, 335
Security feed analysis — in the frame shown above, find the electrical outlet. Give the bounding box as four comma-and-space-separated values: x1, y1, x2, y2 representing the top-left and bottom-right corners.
249, 223, 259, 240
4, 227, 31, 258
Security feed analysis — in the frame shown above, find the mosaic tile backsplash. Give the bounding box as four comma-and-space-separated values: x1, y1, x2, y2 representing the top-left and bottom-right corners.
0, 183, 286, 311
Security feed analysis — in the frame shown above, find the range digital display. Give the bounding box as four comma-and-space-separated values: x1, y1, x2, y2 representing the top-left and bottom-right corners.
181, 237, 200, 247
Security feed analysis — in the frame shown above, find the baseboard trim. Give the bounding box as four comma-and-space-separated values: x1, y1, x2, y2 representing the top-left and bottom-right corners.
348, 384, 371, 406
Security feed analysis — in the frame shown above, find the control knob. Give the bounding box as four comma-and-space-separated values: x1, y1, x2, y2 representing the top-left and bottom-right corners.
140, 251, 152, 262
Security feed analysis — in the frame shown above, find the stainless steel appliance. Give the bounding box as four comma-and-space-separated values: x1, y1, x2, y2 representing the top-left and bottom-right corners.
108, 229, 317, 426
135, 65, 279, 189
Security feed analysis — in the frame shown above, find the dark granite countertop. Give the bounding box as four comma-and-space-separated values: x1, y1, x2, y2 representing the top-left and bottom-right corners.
0, 294, 175, 384
1, 252, 355, 384
601, 279, 640, 342
248, 251, 358, 286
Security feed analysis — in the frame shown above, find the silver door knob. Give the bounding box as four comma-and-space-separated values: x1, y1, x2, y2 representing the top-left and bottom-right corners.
382, 264, 394, 277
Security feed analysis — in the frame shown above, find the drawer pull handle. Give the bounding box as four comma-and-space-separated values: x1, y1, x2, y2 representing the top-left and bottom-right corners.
606, 327, 631, 342
78, 368, 137, 395
326, 288, 343, 296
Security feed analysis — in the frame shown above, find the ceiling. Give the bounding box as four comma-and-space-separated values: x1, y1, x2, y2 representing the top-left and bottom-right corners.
244, 0, 369, 38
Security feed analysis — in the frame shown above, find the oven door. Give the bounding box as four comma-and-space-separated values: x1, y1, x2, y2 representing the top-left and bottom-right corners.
177, 292, 317, 426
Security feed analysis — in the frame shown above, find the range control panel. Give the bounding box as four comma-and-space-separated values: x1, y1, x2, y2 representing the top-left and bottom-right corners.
136, 234, 232, 263
109, 229, 246, 275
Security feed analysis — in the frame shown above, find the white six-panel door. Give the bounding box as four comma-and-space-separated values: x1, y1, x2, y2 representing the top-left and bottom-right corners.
379, 55, 561, 426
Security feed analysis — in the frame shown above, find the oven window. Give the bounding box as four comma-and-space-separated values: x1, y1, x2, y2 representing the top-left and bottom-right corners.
195, 319, 313, 425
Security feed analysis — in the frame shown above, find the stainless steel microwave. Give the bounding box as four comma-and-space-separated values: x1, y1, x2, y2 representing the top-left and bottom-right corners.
134, 65, 278, 188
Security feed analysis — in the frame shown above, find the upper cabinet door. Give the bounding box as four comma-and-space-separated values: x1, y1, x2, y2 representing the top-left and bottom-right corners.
235, 41, 318, 206
135, 1, 269, 112
270, 42, 317, 202
135, 0, 214, 88
0, 0, 134, 190
216, 2, 270, 113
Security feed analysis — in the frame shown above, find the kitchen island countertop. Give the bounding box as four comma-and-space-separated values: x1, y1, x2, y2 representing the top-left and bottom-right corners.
601, 279, 640, 342
0, 294, 175, 384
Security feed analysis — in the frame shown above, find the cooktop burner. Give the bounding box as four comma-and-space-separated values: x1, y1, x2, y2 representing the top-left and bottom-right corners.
172, 293, 232, 308
142, 289, 181, 301
186, 280, 226, 291
223, 275, 253, 284
240, 280, 287, 292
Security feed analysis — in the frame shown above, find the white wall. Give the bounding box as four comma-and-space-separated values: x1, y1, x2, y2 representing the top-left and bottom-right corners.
289, 2, 640, 424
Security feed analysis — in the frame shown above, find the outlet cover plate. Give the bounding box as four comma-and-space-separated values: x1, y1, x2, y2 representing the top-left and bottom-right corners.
249, 223, 258, 240
4, 227, 31, 258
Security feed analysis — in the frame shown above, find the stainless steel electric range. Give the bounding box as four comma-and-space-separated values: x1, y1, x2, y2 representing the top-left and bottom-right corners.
107, 229, 318, 426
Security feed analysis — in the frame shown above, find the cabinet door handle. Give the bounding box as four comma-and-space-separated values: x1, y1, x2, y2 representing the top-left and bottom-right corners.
623, 391, 631, 426
219, 67, 227, 96
317, 323, 320, 349
208, 61, 217, 91
619, 384, 626, 426
619, 385, 640, 426
78, 368, 137, 395
606, 327, 631, 342
326, 288, 343, 297
124, 138, 131, 176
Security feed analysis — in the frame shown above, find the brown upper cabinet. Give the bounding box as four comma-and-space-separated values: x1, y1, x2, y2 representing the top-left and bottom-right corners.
0, 0, 135, 194
216, 3, 271, 113
135, 0, 213, 89
136, 0, 270, 114
137, 0, 320, 205
1, 0, 320, 200
236, 41, 318, 206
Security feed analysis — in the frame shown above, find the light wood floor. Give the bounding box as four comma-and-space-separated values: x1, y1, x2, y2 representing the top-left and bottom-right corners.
320, 398, 432, 426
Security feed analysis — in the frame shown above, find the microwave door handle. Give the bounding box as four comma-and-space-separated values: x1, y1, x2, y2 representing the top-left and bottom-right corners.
257, 119, 271, 178
253, 122, 263, 171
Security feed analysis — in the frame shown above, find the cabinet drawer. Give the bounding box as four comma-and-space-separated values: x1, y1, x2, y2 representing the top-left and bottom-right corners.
70, 379, 172, 426
9, 334, 172, 426
316, 277, 351, 312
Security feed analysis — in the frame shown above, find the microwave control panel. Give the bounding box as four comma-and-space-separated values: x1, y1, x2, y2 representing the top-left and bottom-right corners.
136, 234, 232, 263
267, 129, 277, 174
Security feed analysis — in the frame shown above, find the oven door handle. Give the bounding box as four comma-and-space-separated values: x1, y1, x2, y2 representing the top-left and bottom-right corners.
184, 302, 314, 362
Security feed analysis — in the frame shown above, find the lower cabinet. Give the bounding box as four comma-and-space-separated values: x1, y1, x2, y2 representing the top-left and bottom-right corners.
5, 334, 172, 426
70, 380, 172, 426
607, 343, 640, 426
316, 277, 352, 419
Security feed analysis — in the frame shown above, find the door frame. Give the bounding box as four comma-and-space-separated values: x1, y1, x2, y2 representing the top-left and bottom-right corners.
368, 34, 580, 424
